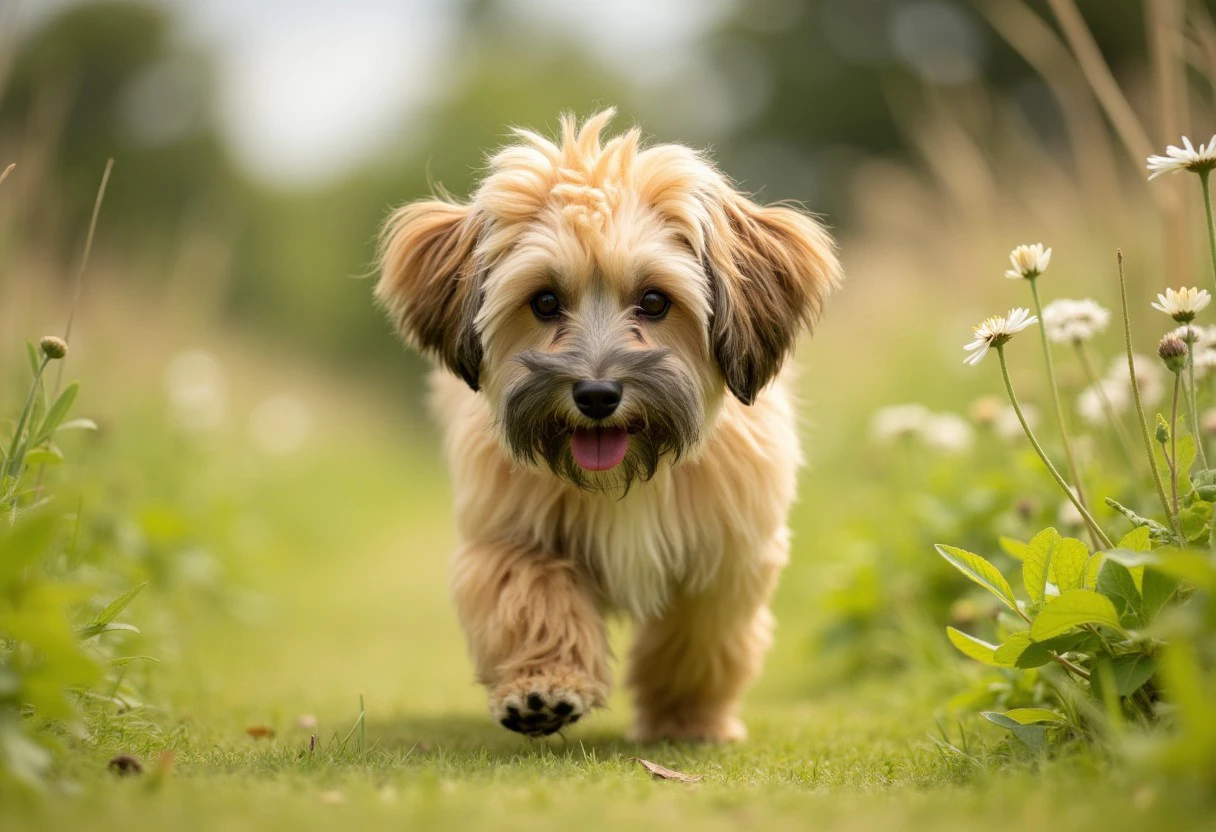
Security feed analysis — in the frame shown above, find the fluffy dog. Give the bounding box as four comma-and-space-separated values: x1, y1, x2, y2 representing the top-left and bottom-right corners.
376, 110, 841, 742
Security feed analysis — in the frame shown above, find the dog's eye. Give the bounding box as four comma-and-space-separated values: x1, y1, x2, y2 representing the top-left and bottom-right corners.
530, 291, 561, 319
637, 290, 670, 319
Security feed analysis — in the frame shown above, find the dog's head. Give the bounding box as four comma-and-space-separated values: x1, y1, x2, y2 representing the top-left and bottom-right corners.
377, 110, 841, 490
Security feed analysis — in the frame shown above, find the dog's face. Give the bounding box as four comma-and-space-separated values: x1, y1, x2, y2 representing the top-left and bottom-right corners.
377, 110, 841, 491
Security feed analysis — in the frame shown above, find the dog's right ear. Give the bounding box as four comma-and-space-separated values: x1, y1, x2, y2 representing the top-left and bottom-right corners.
376, 199, 486, 391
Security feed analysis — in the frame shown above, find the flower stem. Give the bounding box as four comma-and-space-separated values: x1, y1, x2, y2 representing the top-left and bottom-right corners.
1201, 170, 1216, 296
1117, 250, 1180, 540
997, 345, 1113, 549
1028, 277, 1099, 547
1187, 339, 1209, 470
4, 356, 50, 480
1074, 340, 1138, 468
1169, 372, 1181, 519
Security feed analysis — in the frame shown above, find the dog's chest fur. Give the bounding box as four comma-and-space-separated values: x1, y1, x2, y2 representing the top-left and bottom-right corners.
433, 372, 802, 619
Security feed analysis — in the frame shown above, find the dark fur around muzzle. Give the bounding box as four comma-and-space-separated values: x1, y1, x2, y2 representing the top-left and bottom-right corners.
500, 344, 703, 490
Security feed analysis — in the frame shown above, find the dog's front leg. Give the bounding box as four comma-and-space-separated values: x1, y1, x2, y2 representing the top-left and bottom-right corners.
626, 533, 788, 743
451, 540, 610, 736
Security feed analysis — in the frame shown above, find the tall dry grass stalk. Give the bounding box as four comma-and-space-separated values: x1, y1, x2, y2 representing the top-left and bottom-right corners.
1146, 0, 1192, 283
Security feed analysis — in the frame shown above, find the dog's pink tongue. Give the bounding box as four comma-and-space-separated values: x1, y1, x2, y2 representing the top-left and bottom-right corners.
570, 427, 629, 471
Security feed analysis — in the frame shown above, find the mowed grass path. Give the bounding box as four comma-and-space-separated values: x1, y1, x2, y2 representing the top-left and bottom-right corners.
5, 341, 1214, 831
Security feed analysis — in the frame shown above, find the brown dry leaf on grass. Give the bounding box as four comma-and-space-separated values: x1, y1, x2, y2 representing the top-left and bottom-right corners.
632, 758, 703, 783
245, 725, 276, 739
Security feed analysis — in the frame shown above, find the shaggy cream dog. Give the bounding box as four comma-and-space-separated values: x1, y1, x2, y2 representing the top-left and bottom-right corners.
376, 110, 841, 742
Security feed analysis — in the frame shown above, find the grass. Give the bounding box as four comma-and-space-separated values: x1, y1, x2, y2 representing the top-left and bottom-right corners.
4, 280, 1215, 830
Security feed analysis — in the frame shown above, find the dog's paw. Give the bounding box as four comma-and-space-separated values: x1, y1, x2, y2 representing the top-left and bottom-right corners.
489, 668, 603, 737
631, 712, 747, 744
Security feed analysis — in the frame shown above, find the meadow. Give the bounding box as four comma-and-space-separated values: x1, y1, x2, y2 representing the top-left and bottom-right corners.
4, 1, 1216, 828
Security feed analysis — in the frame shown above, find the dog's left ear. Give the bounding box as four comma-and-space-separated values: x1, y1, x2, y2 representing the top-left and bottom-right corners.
701, 187, 842, 405
376, 199, 487, 391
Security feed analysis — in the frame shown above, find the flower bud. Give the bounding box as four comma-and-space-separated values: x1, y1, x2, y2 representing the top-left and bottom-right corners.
39, 335, 67, 360
1158, 335, 1187, 373
1155, 413, 1171, 445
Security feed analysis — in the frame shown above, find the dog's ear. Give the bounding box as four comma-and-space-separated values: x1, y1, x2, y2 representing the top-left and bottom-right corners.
376, 199, 487, 391
701, 187, 841, 405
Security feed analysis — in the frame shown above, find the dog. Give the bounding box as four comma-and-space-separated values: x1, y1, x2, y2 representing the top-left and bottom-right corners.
376, 110, 841, 742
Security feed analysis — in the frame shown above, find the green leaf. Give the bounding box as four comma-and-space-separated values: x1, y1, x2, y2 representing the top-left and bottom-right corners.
946, 627, 1003, 667
1030, 589, 1125, 641
1141, 568, 1178, 622
84, 582, 148, 630
1105, 498, 1174, 543
1084, 553, 1104, 589
55, 417, 97, 433
1096, 559, 1143, 625
25, 340, 39, 377
1053, 537, 1089, 592
935, 545, 1019, 613
33, 382, 77, 445
22, 445, 63, 467
78, 621, 140, 639
1016, 631, 1093, 669
999, 536, 1028, 562
1002, 708, 1067, 725
1117, 526, 1152, 552
993, 631, 1032, 666
1109, 654, 1156, 697
981, 711, 1048, 753
1022, 528, 1060, 605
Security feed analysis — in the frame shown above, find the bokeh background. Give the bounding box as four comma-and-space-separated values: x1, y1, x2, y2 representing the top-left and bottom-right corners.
4, 0, 1216, 793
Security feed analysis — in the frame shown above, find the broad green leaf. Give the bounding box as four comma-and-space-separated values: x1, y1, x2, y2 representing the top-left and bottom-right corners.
1180, 502, 1212, 545
22, 445, 63, 467
1002, 708, 1067, 725
1142, 568, 1178, 622
1150, 549, 1216, 591
1016, 631, 1094, 669
1117, 526, 1152, 552
1102, 548, 1161, 568
981, 711, 1048, 753
1053, 537, 1089, 592
946, 627, 1003, 667
1109, 654, 1156, 697
1096, 560, 1142, 624
84, 582, 148, 629
1174, 433, 1198, 493
999, 536, 1028, 562
1084, 553, 1104, 589
1022, 528, 1060, 605
1030, 589, 1124, 641
33, 382, 77, 445
936, 544, 1019, 613
993, 631, 1032, 666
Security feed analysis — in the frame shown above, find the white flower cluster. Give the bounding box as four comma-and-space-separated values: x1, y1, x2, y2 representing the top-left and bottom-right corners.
1040, 299, 1110, 344
1076, 354, 1165, 426
871, 404, 974, 453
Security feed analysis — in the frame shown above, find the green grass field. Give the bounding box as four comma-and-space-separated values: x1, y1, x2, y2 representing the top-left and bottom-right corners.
4, 304, 1214, 832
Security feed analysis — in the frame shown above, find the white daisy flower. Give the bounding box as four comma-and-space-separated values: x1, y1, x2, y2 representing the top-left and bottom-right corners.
995, 403, 1037, 441
871, 404, 932, 443
1077, 377, 1130, 427
963, 308, 1038, 365
1004, 243, 1053, 280
1152, 286, 1212, 323
924, 412, 974, 453
1041, 298, 1110, 344
1147, 135, 1216, 180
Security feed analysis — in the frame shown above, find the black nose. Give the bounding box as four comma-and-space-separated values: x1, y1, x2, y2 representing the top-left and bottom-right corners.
572, 379, 622, 420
